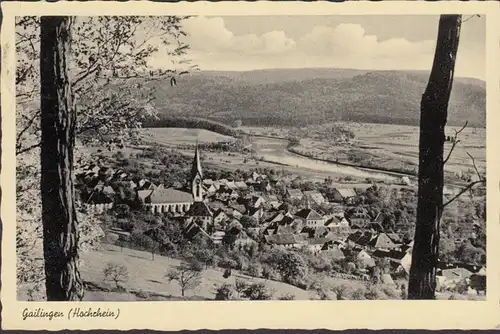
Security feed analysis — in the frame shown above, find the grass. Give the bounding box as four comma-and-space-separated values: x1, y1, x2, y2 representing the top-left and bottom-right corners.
141, 128, 236, 147
79, 244, 313, 301
289, 122, 485, 181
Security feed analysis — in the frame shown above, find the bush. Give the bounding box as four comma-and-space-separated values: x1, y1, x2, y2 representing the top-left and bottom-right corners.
242, 283, 273, 300
246, 262, 263, 278
215, 283, 237, 300
262, 264, 281, 281
278, 293, 296, 300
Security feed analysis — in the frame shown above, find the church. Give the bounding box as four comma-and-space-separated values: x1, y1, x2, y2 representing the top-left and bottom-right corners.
140, 143, 213, 228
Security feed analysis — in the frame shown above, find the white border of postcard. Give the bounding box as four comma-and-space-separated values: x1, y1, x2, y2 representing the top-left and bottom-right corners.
2, 1, 500, 331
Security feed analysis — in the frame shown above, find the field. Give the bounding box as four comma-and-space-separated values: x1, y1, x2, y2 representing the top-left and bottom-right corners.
142, 128, 236, 146
138, 127, 407, 185
79, 245, 317, 301
287, 122, 485, 179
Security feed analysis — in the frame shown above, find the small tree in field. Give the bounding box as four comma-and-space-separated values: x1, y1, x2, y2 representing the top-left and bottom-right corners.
166, 261, 203, 297
103, 262, 129, 289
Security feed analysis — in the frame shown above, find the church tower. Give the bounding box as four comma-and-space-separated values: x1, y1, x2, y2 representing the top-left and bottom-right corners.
191, 141, 204, 202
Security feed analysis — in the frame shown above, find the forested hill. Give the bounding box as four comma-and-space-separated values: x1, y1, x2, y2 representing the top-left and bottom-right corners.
140, 68, 486, 128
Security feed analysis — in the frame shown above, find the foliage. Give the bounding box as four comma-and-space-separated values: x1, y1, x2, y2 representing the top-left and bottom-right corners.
246, 262, 263, 278
215, 283, 237, 300
235, 278, 248, 297
103, 262, 129, 289
16, 16, 194, 153
16, 16, 194, 300
17, 147, 104, 300
166, 261, 203, 297
278, 293, 296, 300
274, 251, 308, 286
242, 283, 273, 300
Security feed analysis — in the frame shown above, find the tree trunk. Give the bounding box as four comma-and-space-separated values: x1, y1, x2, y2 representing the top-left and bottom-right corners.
40, 16, 83, 301
408, 15, 462, 300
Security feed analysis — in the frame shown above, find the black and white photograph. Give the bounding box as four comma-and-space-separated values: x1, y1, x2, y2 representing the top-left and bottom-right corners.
13, 12, 487, 304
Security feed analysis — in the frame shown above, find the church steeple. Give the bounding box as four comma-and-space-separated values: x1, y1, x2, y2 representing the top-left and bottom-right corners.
191, 140, 203, 202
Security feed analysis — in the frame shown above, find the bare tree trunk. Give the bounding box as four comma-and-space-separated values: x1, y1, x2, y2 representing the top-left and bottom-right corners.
40, 16, 83, 301
408, 15, 462, 300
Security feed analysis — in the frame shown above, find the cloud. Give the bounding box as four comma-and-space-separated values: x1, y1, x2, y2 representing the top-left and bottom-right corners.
297, 23, 435, 60
183, 16, 295, 54
148, 17, 483, 79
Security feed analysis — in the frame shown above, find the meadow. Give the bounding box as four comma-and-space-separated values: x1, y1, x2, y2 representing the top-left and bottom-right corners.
288, 122, 485, 180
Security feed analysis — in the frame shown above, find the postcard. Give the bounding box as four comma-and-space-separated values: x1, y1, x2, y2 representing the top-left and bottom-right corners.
1, 0, 500, 331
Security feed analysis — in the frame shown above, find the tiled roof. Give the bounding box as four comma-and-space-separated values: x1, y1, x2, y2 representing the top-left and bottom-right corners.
307, 237, 330, 245
295, 208, 323, 220
235, 181, 247, 189
347, 231, 375, 246
287, 188, 303, 196
137, 189, 153, 202
186, 201, 213, 217
303, 191, 326, 203
369, 233, 398, 249
148, 188, 193, 204
336, 188, 357, 198
264, 233, 307, 245
441, 267, 473, 279
372, 249, 408, 261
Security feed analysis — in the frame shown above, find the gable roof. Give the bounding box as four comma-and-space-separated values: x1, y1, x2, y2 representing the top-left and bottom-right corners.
303, 190, 326, 203
264, 233, 307, 245
441, 267, 473, 279
235, 181, 248, 189
295, 208, 323, 220
186, 201, 213, 217
287, 188, 303, 197
336, 188, 357, 198
203, 179, 214, 185
148, 188, 193, 204
137, 189, 154, 202
369, 233, 398, 249
214, 209, 228, 219
247, 207, 262, 217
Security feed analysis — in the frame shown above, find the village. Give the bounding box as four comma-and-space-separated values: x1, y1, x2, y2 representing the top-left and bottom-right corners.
76, 142, 486, 298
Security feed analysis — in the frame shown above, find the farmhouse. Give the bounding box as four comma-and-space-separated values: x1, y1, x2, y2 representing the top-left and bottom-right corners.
303, 190, 326, 205
328, 188, 357, 204
295, 208, 326, 228
286, 188, 304, 201
264, 233, 308, 249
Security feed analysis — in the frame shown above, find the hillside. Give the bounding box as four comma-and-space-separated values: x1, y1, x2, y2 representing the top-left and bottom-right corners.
79, 245, 314, 301
126, 68, 486, 128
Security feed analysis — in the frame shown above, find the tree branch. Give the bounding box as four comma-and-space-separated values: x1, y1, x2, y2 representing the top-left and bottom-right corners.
442, 180, 485, 208
444, 121, 468, 164
16, 142, 41, 155
467, 152, 484, 181
16, 111, 40, 148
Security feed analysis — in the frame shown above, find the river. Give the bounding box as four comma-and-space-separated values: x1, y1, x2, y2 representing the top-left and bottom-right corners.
250, 136, 404, 182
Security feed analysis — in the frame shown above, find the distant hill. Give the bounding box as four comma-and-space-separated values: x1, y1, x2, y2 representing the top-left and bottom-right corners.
134, 68, 486, 128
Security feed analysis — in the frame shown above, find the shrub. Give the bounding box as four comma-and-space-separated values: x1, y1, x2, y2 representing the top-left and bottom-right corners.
278, 293, 296, 300
246, 262, 263, 278
215, 283, 236, 300
262, 264, 281, 281
242, 283, 273, 300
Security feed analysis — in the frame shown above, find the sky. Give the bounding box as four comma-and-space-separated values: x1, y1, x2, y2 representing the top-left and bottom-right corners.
148, 15, 485, 80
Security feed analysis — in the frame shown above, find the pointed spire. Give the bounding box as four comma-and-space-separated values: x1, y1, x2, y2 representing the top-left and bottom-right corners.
191, 140, 203, 180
